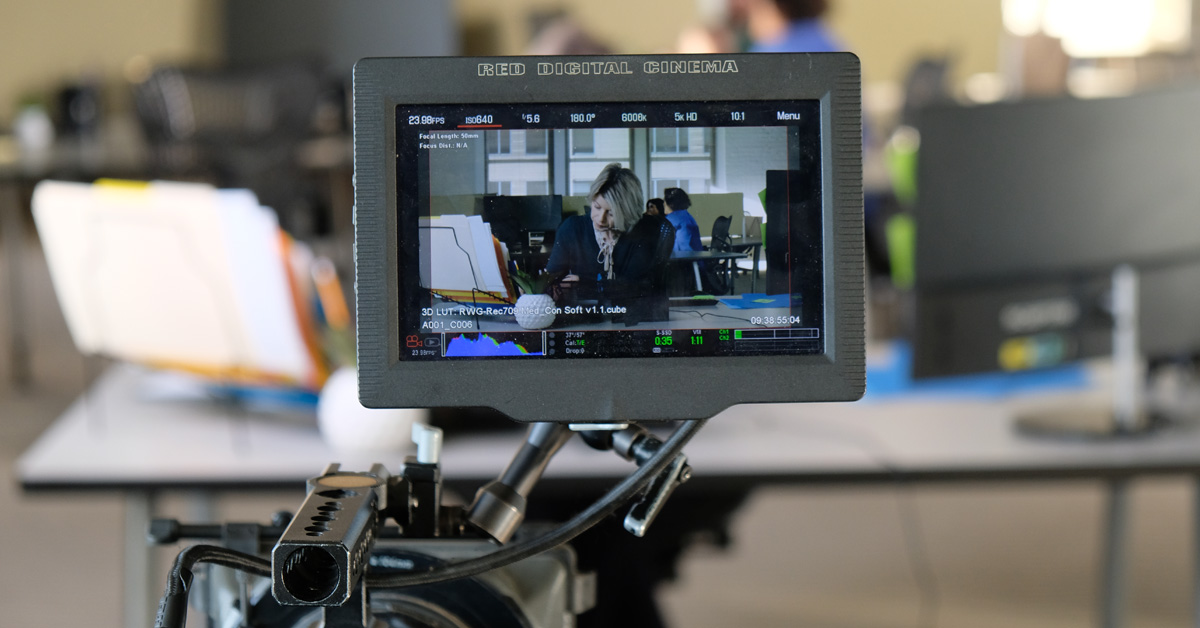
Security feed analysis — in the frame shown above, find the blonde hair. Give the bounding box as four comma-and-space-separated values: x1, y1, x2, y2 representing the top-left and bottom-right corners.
588, 162, 644, 233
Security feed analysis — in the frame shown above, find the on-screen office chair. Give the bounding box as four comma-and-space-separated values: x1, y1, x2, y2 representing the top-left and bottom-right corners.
702, 215, 734, 295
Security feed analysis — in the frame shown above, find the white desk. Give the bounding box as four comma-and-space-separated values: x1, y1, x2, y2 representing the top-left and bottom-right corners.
669, 249, 748, 292
17, 363, 1200, 628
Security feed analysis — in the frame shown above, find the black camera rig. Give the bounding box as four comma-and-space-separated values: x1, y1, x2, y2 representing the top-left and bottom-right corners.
151, 419, 702, 628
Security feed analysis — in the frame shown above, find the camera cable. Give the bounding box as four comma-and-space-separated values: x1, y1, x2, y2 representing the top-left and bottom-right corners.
155, 544, 271, 628
366, 417, 707, 588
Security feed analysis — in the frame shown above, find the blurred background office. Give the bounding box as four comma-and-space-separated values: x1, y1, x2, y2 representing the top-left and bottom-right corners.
4, 0, 1200, 626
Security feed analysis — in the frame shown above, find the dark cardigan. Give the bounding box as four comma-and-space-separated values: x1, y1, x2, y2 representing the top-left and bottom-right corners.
545, 214, 673, 302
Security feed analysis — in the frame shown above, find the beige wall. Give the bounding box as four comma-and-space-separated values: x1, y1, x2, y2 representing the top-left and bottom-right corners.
1, 0, 1005, 125
455, 0, 701, 55
828, 0, 1004, 89
0, 0, 220, 123
456, 0, 1004, 88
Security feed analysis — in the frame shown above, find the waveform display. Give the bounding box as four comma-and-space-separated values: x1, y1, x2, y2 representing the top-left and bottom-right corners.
445, 332, 544, 357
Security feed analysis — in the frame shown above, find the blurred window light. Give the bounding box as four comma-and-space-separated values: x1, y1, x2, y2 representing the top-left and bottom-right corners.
1002, 0, 1049, 37
1068, 65, 1140, 97
964, 73, 1010, 103
1002, 0, 1192, 57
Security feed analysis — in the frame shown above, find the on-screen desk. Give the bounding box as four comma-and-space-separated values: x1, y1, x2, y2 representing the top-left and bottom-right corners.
669, 249, 748, 292
16, 363, 1200, 628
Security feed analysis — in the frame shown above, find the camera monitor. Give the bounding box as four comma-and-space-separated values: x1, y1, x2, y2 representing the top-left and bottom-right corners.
354, 54, 864, 422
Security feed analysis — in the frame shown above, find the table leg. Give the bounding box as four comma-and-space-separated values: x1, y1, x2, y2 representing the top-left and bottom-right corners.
691, 261, 702, 292
1, 181, 31, 391
1100, 478, 1130, 628
124, 490, 158, 628
751, 244, 760, 293
1194, 476, 1200, 628
186, 489, 217, 522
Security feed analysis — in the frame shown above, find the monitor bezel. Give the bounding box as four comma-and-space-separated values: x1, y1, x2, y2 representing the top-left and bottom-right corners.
354, 53, 864, 422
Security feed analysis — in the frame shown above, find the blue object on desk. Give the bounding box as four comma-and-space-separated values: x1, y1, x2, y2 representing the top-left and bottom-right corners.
205, 384, 320, 408
864, 341, 1090, 400
718, 293, 790, 309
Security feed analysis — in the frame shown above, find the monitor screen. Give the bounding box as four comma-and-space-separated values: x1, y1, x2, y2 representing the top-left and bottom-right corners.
394, 100, 824, 361
353, 53, 864, 421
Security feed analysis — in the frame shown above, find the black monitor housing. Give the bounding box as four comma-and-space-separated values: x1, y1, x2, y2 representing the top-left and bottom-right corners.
354, 54, 865, 422
912, 86, 1200, 381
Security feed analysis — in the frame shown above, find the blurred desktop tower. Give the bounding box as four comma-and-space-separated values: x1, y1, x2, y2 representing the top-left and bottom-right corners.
910, 85, 1200, 431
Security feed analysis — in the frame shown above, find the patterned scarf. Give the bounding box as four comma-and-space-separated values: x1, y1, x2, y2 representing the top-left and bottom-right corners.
594, 228, 620, 279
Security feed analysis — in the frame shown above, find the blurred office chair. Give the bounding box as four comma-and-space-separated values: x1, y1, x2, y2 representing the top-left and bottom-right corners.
133, 63, 324, 234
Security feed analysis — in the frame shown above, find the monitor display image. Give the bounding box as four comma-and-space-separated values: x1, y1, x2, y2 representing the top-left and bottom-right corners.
395, 101, 824, 361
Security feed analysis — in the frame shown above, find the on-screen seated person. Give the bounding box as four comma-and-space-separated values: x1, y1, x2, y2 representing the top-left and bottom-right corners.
663, 187, 703, 252
545, 163, 675, 308
646, 197, 665, 218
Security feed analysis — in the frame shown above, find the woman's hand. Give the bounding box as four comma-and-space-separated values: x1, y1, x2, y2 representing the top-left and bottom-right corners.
550, 274, 579, 302
598, 229, 618, 247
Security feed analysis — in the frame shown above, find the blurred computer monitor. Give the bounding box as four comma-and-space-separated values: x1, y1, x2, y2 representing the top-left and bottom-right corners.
223, 0, 458, 76
911, 85, 1200, 380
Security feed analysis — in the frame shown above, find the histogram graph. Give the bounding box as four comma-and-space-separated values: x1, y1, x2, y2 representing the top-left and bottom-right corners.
444, 332, 545, 357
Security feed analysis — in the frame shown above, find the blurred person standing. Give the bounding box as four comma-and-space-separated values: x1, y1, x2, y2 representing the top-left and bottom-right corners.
677, 0, 845, 55
732, 0, 845, 53
724, 1, 893, 278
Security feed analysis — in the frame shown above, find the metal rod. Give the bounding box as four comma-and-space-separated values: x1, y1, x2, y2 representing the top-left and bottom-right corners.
1100, 478, 1130, 628
1, 181, 30, 390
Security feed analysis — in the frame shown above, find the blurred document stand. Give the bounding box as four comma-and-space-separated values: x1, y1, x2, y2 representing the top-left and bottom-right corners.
18, 345, 1200, 628
1, 124, 156, 389
31, 180, 325, 390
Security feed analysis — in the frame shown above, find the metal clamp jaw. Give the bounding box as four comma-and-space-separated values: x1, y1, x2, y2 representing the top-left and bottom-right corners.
608, 425, 693, 537
625, 450, 691, 537
466, 422, 694, 544
577, 424, 694, 537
